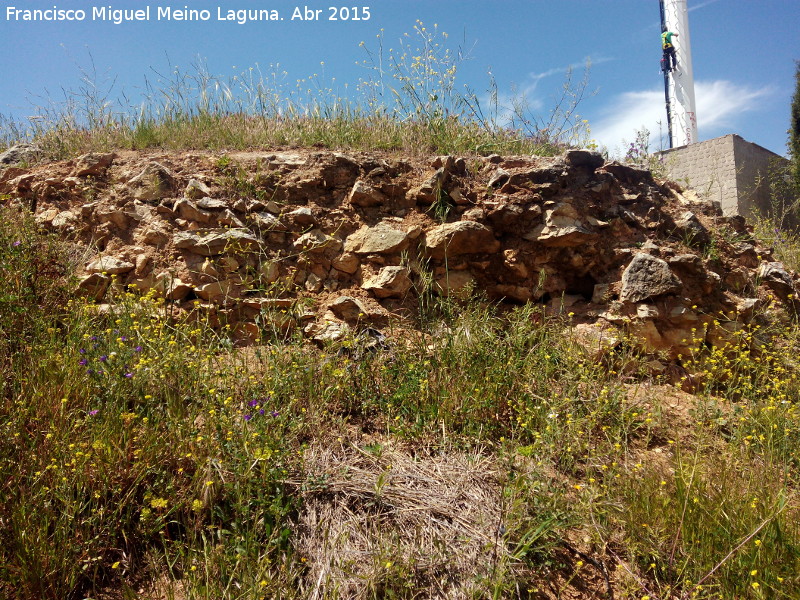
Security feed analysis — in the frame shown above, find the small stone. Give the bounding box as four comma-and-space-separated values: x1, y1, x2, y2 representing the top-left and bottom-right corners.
73, 152, 114, 177
156, 274, 191, 301
174, 229, 260, 256
86, 256, 135, 275
564, 149, 604, 169
195, 280, 242, 303
332, 252, 360, 274
259, 261, 280, 284
128, 162, 177, 202
620, 253, 682, 303
362, 266, 412, 299
329, 296, 368, 321
434, 270, 474, 297
591, 283, 612, 304
348, 180, 385, 207
636, 304, 660, 319
251, 211, 288, 232
425, 221, 500, 259
293, 230, 342, 254
51, 211, 78, 230
219, 256, 240, 272
78, 273, 111, 300
488, 168, 510, 188
287, 207, 316, 226
305, 273, 323, 292
185, 179, 212, 199
174, 199, 214, 224
344, 222, 410, 255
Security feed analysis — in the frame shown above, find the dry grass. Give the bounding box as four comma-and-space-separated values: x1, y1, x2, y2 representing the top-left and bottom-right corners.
291, 442, 504, 599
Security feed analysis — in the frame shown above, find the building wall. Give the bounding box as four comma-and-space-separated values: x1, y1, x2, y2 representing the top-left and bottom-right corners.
658, 134, 739, 215
658, 134, 790, 220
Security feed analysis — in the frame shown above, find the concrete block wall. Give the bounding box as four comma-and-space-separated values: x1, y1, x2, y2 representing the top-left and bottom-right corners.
658, 133, 789, 219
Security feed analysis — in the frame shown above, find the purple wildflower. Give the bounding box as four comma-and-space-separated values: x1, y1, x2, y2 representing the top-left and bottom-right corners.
87, 369, 94, 374
12, 241, 21, 247
88, 409, 99, 416
99, 355, 108, 362
259, 409, 265, 415
79, 358, 88, 366
125, 372, 133, 378
120, 336, 128, 342
271, 410, 279, 418
79, 348, 86, 354
90, 336, 98, 341
244, 414, 253, 421
248, 399, 259, 408
134, 346, 142, 352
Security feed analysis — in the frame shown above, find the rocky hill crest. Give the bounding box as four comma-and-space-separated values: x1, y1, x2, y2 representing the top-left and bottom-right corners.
2, 146, 797, 367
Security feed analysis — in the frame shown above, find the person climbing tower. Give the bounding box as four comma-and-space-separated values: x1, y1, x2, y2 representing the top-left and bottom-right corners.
661, 30, 679, 72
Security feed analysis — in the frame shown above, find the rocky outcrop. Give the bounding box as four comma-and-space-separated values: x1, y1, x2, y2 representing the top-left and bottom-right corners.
2, 148, 797, 358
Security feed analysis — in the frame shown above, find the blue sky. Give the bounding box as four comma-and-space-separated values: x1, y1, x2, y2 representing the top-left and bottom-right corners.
2, 0, 797, 156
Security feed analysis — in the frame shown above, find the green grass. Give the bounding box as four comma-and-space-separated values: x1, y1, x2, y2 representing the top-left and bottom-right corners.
1, 22, 590, 160
2, 207, 800, 599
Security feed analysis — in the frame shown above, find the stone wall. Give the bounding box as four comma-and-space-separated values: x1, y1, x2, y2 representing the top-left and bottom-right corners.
658, 133, 789, 219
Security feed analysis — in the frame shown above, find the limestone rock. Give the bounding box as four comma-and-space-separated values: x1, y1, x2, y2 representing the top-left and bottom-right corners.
564, 149, 604, 170
0, 144, 39, 166
425, 221, 499, 259
259, 261, 280, 284
78, 273, 111, 300
218, 209, 244, 228
311, 321, 350, 344
620, 253, 682, 303
287, 207, 316, 226
250, 211, 288, 232
174, 199, 214, 224
155, 274, 191, 301
293, 230, 342, 254
128, 162, 177, 202
196, 198, 228, 211
488, 168, 510, 189
673, 210, 710, 246
174, 229, 260, 256
572, 322, 620, 360
304, 273, 323, 293
344, 222, 410, 255
330, 296, 368, 321
757, 262, 797, 297
73, 153, 114, 177
348, 180, 385, 207
96, 208, 129, 229
362, 266, 412, 299
332, 252, 360, 274
434, 270, 474, 297
51, 211, 78, 230
185, 179, 211, 199
86, 256, 135, 275
524, 203, 597, 247
195, 280, 242, 303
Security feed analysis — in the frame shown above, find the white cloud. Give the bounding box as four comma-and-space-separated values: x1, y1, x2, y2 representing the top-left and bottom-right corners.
590, 79, 772, 156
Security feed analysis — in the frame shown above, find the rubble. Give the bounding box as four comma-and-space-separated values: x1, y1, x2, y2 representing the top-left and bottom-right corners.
2, 147, 796, 356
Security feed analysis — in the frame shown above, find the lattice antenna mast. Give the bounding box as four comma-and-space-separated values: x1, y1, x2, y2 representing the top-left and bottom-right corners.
660, 0, 698, 148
